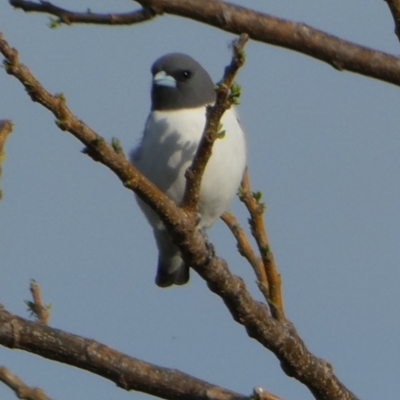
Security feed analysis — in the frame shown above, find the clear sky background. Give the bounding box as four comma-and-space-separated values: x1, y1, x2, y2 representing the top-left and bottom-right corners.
1, 1, 399, 399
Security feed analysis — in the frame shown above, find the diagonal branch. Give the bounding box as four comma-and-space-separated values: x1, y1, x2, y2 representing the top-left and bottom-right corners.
220, 211, 269, 303
10, 0, 155, 26
0, 32, 360, 400
0, 366, 52, 400
9, 0, 400, 87
239, 170, 284, 321
182, 33, 248, 212
0, 32, 193, 240
135, 0, 400, 86
0, 305, 248, 400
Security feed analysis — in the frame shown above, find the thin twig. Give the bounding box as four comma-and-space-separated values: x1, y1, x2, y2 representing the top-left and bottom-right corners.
182, 33, 249, 212
0, 367, 52, 400
239, 169, 284, 321
10, 0, 155, 26
0, 120, 13, 201
26, 280, 49, 324
220, 211, 270, 302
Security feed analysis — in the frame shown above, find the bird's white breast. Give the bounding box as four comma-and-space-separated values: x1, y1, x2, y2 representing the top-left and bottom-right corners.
133, 106, 246, 228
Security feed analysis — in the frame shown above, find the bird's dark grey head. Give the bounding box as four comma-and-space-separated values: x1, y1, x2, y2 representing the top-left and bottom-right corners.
150, 53, 216, 111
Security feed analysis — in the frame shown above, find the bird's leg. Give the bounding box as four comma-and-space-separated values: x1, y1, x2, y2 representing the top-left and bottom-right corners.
194, 212, 202, 226
197, 227, 216, 264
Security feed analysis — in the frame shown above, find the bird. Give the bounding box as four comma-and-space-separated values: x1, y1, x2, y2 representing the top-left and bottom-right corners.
130, 53, 246, 287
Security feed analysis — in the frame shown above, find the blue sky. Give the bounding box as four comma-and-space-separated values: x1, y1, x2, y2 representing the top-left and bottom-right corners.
1, 1, 400, 399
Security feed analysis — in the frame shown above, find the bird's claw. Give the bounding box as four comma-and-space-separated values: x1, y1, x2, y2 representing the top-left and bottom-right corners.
198, 228, 215, 264
195, 212, 202, 226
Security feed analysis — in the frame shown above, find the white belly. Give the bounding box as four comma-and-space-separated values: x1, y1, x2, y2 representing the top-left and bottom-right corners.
132, 106, 246, 229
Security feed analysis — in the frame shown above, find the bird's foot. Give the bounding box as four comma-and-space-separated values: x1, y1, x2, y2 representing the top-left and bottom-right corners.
195, 212, 202, 227
198, 228, 215, 265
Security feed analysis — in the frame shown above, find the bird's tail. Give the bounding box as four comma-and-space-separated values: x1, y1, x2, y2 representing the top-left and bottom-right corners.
155, 255, 189, 287
153, 227, 190, 287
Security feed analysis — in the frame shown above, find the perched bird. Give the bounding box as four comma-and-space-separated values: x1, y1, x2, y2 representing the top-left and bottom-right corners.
131, 53, 246, 287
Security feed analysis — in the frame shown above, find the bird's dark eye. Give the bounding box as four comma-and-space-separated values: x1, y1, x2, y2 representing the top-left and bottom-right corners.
181, 70, 191, 79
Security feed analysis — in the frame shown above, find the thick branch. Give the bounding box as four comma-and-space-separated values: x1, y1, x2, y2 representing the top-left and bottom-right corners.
182, 33, 248, 211
0, 32, 360, 400
0, 305, 248, 400
0, 366, 52, 400
183, 254, 359, 400
385, 0, 400, 43
10, 0, 155, 25
10, 0, 400, 86
136, 0, 400, 86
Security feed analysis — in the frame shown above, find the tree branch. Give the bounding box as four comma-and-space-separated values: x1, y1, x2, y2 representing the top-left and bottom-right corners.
0, 366, 52, 400
182, 33, 248, 212
0, 119, 13, 201
238, 170, 284, 321
10, 0, 155, 26
9, 0, 400, 87
220, 210, 269, 303
0, 32, 360, 400
0, 31, 196, 240
253, 386, 285, 400
385, 0, 400, 43
0, 305, 249, 400
136, 0, 400, 86
25, 280, 50, 325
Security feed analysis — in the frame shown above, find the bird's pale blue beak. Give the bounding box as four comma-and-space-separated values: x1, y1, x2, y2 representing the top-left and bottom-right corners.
153, 70, 176, 88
